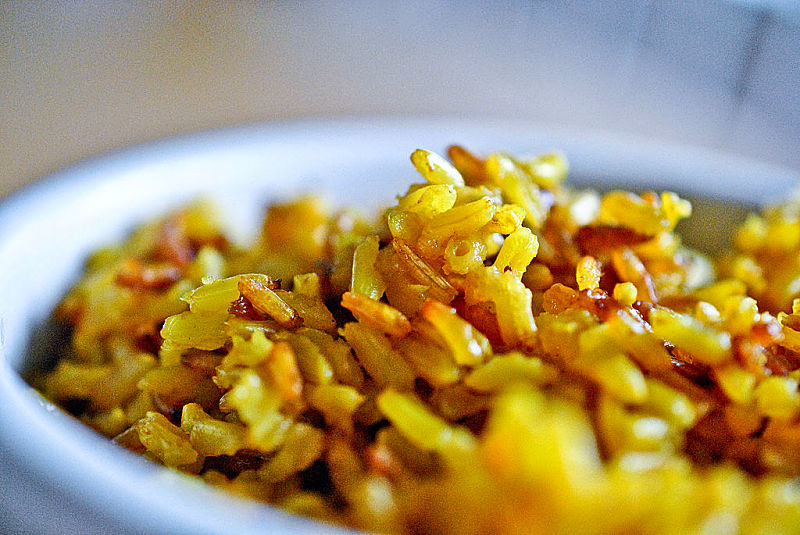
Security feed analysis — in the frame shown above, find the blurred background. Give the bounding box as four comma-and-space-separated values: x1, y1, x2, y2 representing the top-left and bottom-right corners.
1, 0, 799, 199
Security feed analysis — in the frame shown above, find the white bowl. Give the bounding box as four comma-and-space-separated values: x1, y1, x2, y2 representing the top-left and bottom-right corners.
1, 117, 798, 534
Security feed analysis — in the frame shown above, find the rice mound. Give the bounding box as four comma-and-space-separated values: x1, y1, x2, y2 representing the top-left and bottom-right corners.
37, 146, 800, 534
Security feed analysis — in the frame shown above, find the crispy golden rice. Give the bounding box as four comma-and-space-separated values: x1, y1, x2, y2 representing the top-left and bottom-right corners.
36, 146, 800, 534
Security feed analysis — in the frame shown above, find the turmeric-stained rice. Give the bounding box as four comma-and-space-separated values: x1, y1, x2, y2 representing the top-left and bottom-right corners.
37, 145, 800, 534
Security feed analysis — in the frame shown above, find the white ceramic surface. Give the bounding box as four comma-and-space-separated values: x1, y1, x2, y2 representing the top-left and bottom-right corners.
1, 117, 799, 534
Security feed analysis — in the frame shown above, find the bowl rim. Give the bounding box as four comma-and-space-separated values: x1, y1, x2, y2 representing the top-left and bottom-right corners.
1, 115, 799, 535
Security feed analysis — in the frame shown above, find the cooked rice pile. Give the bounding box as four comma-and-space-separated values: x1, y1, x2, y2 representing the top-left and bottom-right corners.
39, 146, 800, 534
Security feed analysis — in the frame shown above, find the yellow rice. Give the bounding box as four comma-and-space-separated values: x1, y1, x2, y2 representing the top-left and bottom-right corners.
36, 145, 800, 534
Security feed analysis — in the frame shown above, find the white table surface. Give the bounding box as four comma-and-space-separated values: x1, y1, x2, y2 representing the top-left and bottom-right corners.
1, 0, 799, 198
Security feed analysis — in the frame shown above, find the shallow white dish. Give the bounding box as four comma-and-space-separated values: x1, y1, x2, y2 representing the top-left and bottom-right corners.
1, 117, 798, 534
